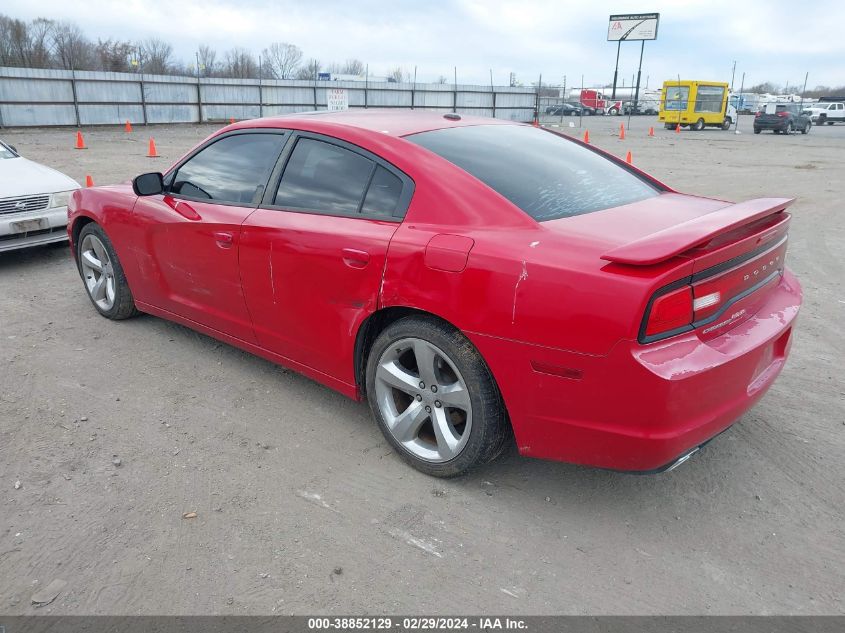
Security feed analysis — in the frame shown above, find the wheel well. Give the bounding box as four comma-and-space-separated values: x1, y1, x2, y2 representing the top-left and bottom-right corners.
71, 216, 96, 251
353, 307, 455, 396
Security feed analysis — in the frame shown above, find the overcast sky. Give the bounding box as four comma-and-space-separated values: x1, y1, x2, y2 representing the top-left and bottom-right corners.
5, 0, 844, 88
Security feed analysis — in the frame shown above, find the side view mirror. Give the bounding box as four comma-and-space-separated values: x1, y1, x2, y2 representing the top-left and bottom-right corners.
132, 172, 164, 196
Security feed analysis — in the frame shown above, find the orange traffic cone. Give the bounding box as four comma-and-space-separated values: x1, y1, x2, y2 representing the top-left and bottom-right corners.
583, 130, 590, 144
125, 120, 133, 133
229, 117, 235, 125
74, 131, 86, 149
532, 116, 540, 128
676, 123, 681, 133
625, 151, 632, 164
147, 137, 159, 158
85, 175, 94, 187
619, 123, 626, 140
648, 126, 654, 137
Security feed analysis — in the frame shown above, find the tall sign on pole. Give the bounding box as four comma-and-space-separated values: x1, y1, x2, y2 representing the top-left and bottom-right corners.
607, 13, 659, 102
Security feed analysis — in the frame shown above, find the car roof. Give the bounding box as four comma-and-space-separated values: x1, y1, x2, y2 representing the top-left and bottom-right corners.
233, 108, 519, 138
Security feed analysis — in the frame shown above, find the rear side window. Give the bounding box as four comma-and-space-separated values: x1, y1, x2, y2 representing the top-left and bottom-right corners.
171, 133, 286, 205
407, 125, 659, 221
361, 166, 403, 217
664, 85, 689, 110
275, 138, 374, 214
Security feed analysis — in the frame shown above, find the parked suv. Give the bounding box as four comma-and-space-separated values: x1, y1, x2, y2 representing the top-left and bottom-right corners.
754, 104, 812, 135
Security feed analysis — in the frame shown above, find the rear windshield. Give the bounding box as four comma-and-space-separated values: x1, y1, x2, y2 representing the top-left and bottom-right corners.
406, 125, 659, 221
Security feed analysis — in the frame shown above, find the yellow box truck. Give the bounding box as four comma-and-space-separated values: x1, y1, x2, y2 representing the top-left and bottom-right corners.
658, 80, 736, 131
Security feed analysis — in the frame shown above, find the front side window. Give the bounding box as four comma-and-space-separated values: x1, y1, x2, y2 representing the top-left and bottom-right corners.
274, 138, 375, 215
171, 133, 286, 205
407, 125, 659, 221
694, 86, 725, 113
0, 141, 17, 160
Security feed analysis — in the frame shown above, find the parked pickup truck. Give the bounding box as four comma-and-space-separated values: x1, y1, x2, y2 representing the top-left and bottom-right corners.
802, 102, 845, 125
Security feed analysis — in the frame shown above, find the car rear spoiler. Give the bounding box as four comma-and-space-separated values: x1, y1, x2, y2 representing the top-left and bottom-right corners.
600, 197, 795, 266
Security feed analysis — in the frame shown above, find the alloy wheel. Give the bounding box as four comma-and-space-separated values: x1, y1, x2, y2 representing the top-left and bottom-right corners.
374, 337, 472, 463
80, 233, 116, 311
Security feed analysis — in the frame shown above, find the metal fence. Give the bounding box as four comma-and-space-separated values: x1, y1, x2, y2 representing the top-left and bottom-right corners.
0, 67, 537, 127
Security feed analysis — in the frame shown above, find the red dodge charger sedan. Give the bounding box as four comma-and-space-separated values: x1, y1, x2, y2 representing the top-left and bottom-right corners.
67, 110, 802, 477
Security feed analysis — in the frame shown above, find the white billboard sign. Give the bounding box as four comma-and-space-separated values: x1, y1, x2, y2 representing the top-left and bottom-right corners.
607, 13, 660, 41
327, 88, 349, 111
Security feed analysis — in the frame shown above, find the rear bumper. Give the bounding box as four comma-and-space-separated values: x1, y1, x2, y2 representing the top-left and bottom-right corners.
0, 206, 68, 252
754, 120, 790, 130
469, 269, 802, 471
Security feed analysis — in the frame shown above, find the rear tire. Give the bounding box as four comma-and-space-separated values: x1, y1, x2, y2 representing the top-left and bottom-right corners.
801, 121, 811, 134
692, 118, 705, 131
783, 122, 793, 135
753, 127, 761, 134
77, 223, 139, 320
664, 123, 675, 130
365, 316, 510, 477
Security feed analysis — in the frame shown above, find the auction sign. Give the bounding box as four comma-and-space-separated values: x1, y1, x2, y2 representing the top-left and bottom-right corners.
327, 88, 349, 111
607, 13, 660, 41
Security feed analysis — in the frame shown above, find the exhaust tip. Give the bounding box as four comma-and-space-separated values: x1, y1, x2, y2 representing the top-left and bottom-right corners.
664, 446, 700, 472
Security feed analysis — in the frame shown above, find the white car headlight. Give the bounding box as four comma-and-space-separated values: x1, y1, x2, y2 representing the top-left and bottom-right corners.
49, 190, 73, 208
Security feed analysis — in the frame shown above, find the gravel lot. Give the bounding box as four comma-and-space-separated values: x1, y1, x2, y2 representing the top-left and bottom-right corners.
0, 115, 843, 615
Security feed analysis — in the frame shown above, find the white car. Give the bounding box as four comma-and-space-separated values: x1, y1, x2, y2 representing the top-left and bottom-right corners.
1, 140, 79, 252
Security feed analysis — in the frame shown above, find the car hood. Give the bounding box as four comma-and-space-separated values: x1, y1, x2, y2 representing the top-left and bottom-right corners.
0, 156, 80, 199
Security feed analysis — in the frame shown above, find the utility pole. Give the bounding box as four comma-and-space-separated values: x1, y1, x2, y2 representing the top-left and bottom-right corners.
611, 40, 621, 99
633, 40, 645, 109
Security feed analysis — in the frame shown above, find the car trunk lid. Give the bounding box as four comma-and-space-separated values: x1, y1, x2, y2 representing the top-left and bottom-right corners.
543, 193, 793, 342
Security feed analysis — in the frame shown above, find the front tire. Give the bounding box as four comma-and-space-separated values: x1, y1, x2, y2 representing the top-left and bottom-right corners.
366, 316, 510, 477
783, 122, 793, 135
77, 223, 139, 320
801, 121, 811, 134
721, 117, 732, 130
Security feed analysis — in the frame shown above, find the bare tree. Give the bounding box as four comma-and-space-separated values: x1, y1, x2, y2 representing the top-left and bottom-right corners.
747, 82, 780, 94
436, 75, 448, 84
96, 39, 134, 72
141, 37, 173, 74
262, 42, 302, 79
52, 21, 94, 70
197, 45, 217, 77
223, 47, 258, 78
295, 58, 322, 80
0, 15, 17, 66
342, 58, 364, 76
387, 66, 406, 83
2, 16, 54, 67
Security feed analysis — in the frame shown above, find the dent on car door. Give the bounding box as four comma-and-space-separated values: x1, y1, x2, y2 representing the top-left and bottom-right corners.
131, 131, 287, 342
240, 134, 412, 386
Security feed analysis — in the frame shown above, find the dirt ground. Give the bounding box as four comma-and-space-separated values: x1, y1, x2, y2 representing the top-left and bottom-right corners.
0, 115, 843, 615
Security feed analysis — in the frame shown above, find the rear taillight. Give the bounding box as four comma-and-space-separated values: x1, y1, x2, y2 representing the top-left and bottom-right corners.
641, 237, 788, 343
644, 286, 692, 337
755, 111, 762, 118
777, 111, 789, 117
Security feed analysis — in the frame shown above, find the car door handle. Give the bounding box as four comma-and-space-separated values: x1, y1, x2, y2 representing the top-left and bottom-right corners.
342, 248, 370, 269
213, 231, 234, 248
